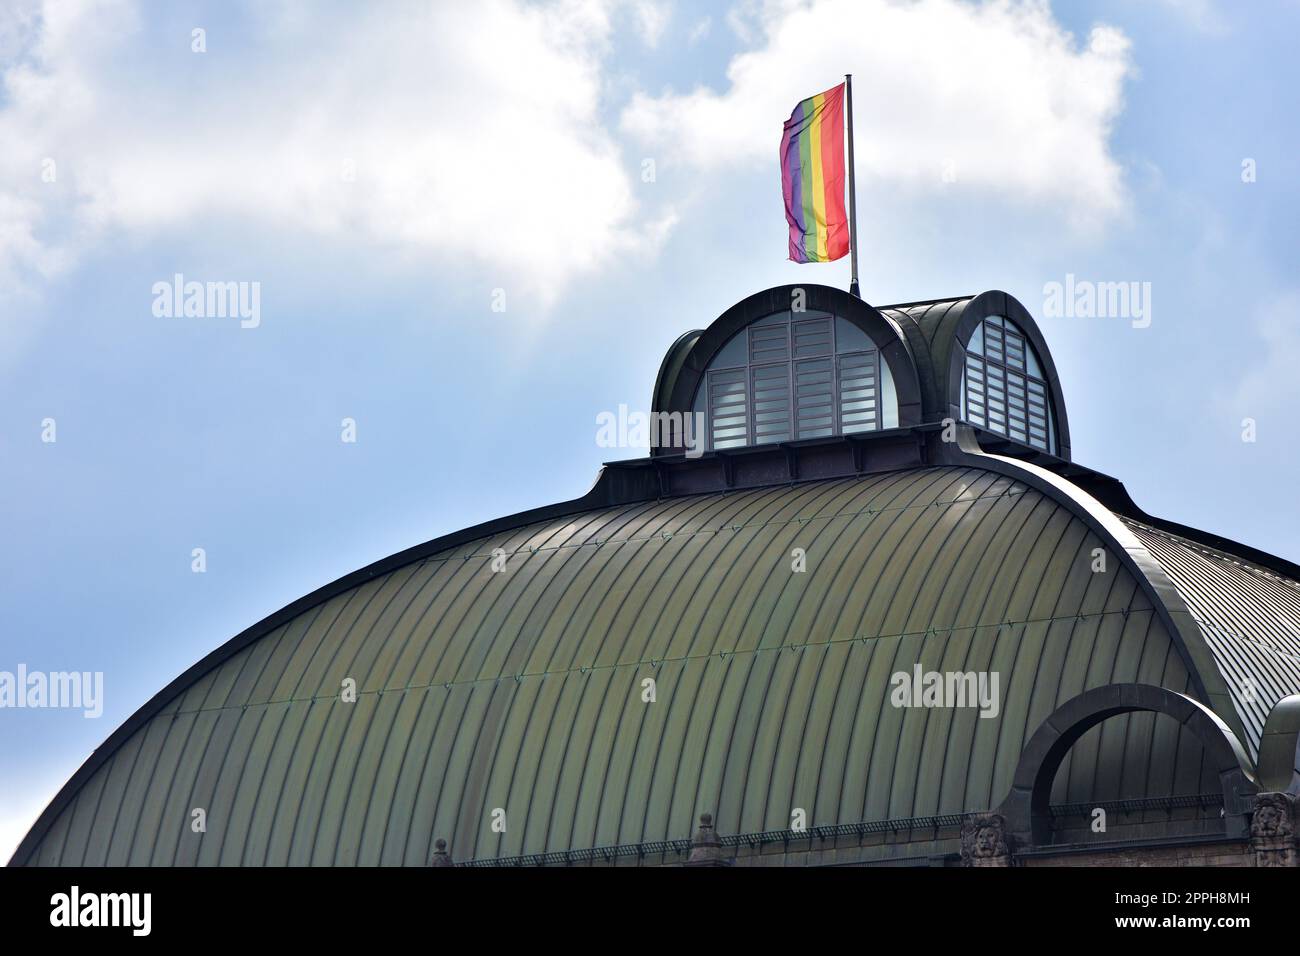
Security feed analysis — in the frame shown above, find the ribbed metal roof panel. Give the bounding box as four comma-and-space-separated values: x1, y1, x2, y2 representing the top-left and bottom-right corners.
879, 298, 974, 421
1126, 519, 1300, 755
18, 468, 1219, 865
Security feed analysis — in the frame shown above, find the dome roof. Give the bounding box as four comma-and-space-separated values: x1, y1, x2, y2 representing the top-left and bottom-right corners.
14, 453, 1291, 866
13, 285, 1300, 867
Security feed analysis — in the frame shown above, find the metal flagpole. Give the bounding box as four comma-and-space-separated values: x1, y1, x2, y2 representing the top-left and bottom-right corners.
845, 73, 860, 298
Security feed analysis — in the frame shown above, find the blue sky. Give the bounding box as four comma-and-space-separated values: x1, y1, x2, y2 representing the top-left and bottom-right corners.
1, 0, 1298, 860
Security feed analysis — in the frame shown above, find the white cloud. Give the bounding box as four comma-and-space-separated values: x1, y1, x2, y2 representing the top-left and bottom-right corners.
1153, 0, 1227, 34
623, 0, 1133, 229
0, 0, 666, 308
687, 14, 712, 45
1229, 292, 1300, 415
629, 0, 671, 47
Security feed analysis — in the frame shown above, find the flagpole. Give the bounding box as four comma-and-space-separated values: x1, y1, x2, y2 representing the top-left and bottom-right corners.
845, 73, 860, 298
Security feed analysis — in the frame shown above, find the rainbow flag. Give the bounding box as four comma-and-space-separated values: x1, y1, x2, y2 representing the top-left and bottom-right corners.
780, 83, 849, 264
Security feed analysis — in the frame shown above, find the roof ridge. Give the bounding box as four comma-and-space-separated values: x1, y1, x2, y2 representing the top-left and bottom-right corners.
1124, 517, 1300, 592
877, 294, 976, 312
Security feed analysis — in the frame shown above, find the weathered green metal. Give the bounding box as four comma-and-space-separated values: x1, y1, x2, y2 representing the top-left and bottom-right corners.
1257, 695, 1300, 794
14, 466, 1221, 866
1127, 520, 1300, 753
15, 279, 1299, 868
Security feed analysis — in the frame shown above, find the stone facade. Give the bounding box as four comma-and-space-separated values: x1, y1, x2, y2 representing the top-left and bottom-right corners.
432, 797, 1300, 867
1019, 841, 1251, 867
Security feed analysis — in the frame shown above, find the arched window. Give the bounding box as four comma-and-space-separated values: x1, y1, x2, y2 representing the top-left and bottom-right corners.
693, 311, 898, 450
961, 315, 1056, 454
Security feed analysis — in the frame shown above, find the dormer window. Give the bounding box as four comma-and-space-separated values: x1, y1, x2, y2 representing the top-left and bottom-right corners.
692, 310, 898, 451
960, 315, 1056, 454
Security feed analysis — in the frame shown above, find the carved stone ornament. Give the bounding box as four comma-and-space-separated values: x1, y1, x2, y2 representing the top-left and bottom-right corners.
1250, 793, 1297, 867
960, 812, 1012, 867
685, 813, 731, 867
429, 838, 455, 867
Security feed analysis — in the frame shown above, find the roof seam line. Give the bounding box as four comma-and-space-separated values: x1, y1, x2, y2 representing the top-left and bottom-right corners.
422, 487, 1033, 565
159, 606, 1161, 719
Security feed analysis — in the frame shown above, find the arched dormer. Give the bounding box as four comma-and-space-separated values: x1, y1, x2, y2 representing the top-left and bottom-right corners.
879, 290, 1072, 461
651, 285, 923, 456
960, 313, 1057, 454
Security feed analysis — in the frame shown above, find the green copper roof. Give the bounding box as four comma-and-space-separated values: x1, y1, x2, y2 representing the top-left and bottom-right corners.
14, 465, 1223, 866
1126, 519, 1300, 753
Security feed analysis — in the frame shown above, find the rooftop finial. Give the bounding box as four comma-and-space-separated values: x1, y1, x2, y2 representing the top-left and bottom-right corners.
686, 812, 730, 866
430, 837, 454, 867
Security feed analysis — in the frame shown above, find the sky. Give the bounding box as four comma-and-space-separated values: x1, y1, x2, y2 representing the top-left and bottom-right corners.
1, 0, 1297, 863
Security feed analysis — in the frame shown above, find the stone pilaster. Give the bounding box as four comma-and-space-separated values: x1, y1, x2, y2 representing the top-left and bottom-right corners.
1250, 793, 1297, 868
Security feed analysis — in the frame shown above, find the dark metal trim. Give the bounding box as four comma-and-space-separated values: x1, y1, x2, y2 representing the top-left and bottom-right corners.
456, 795, 1232, 867
457, 813, 970, 866
1013, 831, 1248, 859
650, 329, 703, 425
876, 294, 976, 311
1047, 792, 1224, 817
1060, 469, 1300, 585
996, 683, 1257, 847
936, 428, 1253, 753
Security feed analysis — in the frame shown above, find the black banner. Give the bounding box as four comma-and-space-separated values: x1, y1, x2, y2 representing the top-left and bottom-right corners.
0, 865, 1284, 943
